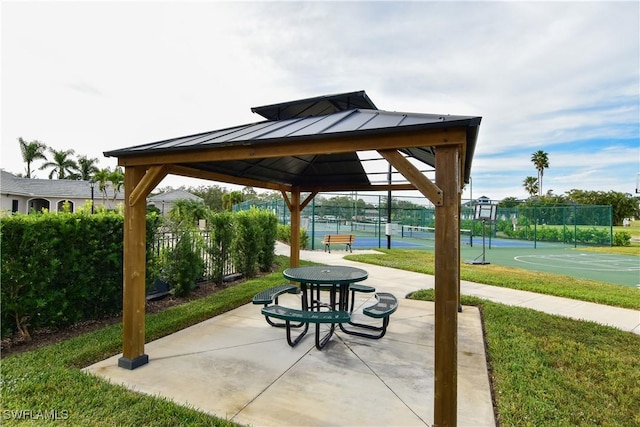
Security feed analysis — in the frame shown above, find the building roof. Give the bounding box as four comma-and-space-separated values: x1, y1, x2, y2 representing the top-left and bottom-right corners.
105, 91, 481, 190
148, 189, 203, 203
0, 170, 124, 200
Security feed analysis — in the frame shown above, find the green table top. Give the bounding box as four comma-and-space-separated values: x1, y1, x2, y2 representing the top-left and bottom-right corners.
283, 266, 368, 285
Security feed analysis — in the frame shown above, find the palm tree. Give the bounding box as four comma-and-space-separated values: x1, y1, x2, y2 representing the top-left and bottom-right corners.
76, 156, 100, 181
18, 137, 48, 178
221, 193, 232, 211
168, 199, 208, 226
108, 167, 125, 202
40, 148, 78, 179
222, 191, 244, 211
531, 150, 549, 197
93, 168, 111, 203
523, 176, 539, 197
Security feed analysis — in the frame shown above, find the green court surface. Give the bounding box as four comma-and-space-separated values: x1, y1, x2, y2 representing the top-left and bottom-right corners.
312, 232, 640, 288
460, 246, 640, 288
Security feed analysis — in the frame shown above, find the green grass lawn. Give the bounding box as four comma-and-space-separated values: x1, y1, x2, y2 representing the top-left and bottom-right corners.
410, 290, 640, 426
2, 253, 639, 426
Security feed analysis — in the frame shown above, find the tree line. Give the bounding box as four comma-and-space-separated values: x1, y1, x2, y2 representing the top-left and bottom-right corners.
16, 137, 639, 222
517, 149, 638, 224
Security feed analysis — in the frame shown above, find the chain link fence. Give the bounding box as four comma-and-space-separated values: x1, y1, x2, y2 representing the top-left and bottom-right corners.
236, 194, 613, 248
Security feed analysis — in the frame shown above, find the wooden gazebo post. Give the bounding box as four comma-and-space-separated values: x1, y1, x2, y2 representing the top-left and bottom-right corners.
434, 144, 461, 426
289, 187, 301, 267
118, 165, 149, 369
282, 188, 318, 268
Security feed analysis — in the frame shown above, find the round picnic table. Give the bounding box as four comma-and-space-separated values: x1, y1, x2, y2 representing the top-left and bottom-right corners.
283, 266, 369, 312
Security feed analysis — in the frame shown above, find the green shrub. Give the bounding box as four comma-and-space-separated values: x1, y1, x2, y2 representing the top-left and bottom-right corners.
163, 230, 205, 297
0, 212, 126, 339
207, 211, 234, 283
232, 209, 260, 278
613, 231, 631, 247
277, 224, 309, 249
256, 210, 278, 272
0, 211, 162, 339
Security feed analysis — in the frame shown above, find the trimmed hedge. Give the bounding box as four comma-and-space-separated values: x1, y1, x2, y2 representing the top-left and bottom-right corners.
277, 224, 309, 249
1, 209, 279, 339
228, 208, 278, 278
1, 212, 128, 338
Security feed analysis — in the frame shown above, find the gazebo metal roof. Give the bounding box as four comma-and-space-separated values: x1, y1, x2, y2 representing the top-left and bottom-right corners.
250, 90, 378, 120
105, 92, 480, 191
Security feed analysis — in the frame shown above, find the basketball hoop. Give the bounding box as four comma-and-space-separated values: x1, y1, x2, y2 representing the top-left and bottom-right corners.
466, 204, 497, 265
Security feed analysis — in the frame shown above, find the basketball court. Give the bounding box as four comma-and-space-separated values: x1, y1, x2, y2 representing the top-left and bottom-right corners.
311, 228, 639, 287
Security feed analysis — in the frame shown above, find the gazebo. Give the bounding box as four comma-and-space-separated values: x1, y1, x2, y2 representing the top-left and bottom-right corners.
104, 90, 482, 426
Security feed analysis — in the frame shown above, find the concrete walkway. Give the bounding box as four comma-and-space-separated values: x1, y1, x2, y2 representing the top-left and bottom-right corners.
85, 243, 639, 427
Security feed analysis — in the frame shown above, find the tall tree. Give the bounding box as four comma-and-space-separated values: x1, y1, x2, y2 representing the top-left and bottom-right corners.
188, 185, 226, 212
221, 191, 244, 211
108, 167, 125, 201
523, 176, 539, 197
76, 155, 100, 181
93, 168, 111, 203
18, 137, 48, 178
168, 199, 209, 226
40, 148, 78, 179
498, 197, 522, 208
566, 189, 636, 225
531, 150, 549, 197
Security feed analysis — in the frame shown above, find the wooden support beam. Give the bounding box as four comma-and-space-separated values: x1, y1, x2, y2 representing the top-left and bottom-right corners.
119, 166, 149, 370
378, 149, 443, 206
116, 128, 468, 167
289, 188, 301, 267
281, 190, 316, 213
300, 191, 317, 210
299, 183, 417, 193
128, 165, 168, 207
281, 190, 292, 212
433, 145, 461, 426
169, 164, 291, 192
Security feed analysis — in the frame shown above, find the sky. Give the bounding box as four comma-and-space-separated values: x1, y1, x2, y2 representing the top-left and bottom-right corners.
2, 1, 639, 202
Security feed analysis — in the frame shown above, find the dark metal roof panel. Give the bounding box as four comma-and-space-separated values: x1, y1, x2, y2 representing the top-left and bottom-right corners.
188, 152, 370, 187
286, 110, 357, 137
104, 91, 481, 186
106, 109, 479, 157
251, 90, 377, 120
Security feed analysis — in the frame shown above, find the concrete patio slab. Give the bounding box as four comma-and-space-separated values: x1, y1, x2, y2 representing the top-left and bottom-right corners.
85, 297, 495, 426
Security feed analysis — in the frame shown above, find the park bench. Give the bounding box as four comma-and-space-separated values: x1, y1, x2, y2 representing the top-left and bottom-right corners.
339, 292, 398, 339
262, 305, 351, 350
253, 284, 301, 328
322, 234, 355, 253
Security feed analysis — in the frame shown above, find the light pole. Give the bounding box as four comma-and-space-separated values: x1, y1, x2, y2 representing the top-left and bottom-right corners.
89, 180, 95, 214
